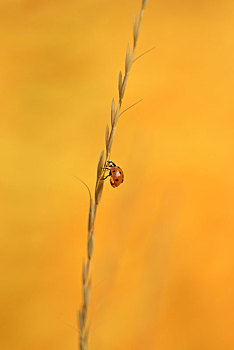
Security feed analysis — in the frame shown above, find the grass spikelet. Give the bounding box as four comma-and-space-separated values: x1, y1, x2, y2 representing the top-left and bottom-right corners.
82, 260, 88, 285
78, 1, 149, 348
95, 180, 104, 205
142, 0, 149, 10
105, 124, 109, 152
118, 70, 123, 101
96, 150, 104, 179
125, 43, 131, 72
88, 198, 95, 233
111, 98, 115, 126
133, 13, 138, 46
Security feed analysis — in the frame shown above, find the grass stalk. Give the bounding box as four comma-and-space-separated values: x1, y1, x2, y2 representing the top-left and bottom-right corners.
78, 1, 149, 348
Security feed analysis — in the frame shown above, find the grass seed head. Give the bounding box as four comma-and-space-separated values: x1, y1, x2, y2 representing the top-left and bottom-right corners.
78, 1, 149, 348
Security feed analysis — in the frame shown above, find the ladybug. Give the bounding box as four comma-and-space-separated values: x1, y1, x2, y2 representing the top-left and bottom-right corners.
102, 160, 124, 188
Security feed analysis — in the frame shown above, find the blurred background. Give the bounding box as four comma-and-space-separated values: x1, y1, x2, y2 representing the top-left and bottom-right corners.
1, 0, 234, 349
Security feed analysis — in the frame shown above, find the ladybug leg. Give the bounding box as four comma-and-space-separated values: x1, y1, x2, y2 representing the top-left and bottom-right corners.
101, 168, 111, 180
102, 166, 113, 175
102, 174, 110, 180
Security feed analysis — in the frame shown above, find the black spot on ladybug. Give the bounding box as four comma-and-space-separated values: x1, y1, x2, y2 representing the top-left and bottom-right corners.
112, 170, 115, 172
115, 178, 119, 181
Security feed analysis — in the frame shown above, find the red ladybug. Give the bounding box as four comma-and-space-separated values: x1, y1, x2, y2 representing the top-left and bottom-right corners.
102, 160, 124, 188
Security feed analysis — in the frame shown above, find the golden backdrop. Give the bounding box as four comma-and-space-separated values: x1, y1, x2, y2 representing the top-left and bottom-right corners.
1, 0, 234, 349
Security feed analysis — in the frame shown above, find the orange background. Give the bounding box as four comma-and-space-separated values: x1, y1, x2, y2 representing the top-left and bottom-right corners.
1, 0, 234, 349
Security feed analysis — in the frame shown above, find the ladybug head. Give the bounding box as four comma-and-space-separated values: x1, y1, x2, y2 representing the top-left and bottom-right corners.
107, 160, 116, 167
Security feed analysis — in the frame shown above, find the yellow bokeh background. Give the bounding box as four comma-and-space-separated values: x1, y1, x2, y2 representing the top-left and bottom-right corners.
1, 0, 234, 349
